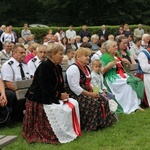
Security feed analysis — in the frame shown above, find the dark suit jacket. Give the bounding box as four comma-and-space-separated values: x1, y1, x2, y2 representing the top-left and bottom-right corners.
26, 59, 64, 104
79, 30, 91, 39
98, 30, 109, 40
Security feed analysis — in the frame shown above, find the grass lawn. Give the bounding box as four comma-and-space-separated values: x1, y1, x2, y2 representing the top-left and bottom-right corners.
1, 108, 150, 150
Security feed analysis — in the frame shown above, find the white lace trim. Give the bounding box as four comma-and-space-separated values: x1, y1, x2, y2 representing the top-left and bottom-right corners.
43, 98, 80, 143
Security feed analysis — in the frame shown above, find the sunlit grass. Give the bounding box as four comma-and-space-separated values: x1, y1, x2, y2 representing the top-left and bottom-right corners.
1, 108, 150, 150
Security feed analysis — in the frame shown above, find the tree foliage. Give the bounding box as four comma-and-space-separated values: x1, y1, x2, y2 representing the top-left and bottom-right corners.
0, 0, 150, 26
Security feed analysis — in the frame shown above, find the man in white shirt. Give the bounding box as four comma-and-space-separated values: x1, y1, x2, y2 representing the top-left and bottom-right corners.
134, 24, 144, 39
66, 25, 76, 41
1, 44, 30, 121
28, 45, 47, 77
1, 45, 30, 91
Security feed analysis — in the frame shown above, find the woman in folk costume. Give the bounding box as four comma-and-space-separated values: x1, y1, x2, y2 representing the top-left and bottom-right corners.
22, 43, 81, 144
100, 40, 144, 114
65, 47, 113, 131
137, 44, 150, 107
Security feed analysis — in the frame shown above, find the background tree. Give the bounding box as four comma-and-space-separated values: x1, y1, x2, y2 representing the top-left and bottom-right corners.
0, 0, 150, 26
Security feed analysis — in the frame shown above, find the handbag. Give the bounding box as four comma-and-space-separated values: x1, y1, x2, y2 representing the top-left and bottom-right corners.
108, 99, 118, 114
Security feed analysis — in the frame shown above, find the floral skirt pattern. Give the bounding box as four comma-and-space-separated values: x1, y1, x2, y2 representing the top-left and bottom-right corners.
65, 87, 113, 131
22, 100, 59, 144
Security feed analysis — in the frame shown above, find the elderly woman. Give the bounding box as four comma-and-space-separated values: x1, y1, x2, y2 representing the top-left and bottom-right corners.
65, 47, 112, 131
89, 34, 99, 53
100, 40, 144, 114
66, 37, 78, 51
22, 43, 81, 144
130, 37, 143, 62
137, 44, 150, 107
141, 34, 150, 49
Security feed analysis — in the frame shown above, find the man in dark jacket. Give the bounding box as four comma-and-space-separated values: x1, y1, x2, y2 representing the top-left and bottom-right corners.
79, 25, 91, 41
98, 25, 109, 41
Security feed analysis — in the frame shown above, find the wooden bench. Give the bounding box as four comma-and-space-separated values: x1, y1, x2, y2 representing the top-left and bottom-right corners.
62, 64, 138, 77
61, 65, 69, 80
13, 79, 33, 100
0, 135, 17, 149
130, 64, 138, 75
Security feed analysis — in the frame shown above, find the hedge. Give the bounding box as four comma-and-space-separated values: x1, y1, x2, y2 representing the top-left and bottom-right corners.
14, 25, 150, 43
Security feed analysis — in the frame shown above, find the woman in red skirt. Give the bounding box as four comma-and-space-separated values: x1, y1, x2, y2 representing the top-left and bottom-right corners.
22, 43, 81, 144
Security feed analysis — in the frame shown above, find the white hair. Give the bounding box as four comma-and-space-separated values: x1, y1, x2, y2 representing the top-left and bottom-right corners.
142, 34, 150, 41
91, 34, 99, 41
105, 40, 116, 51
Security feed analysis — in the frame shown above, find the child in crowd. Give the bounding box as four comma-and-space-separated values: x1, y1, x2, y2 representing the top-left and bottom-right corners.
91, 59, 118, 116
61, 48, 75, 65
90, 59, 114, 99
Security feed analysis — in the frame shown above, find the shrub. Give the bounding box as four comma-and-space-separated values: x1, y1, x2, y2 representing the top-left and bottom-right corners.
14, 25, 150, 42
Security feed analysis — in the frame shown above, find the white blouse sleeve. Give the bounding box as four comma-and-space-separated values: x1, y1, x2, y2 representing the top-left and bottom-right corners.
66, 65, 83, 96
138, 52, 150, 73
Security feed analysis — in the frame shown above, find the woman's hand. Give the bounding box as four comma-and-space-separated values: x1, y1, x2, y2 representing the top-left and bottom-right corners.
82, 90, 99, 99
121, 58, 131, 68
107, 61, 116, 68
102, 61, 116, 74
121, 58, 130, 65
61, 92, 69, 101
0, 96, 7, 107
89, 92, 100, 99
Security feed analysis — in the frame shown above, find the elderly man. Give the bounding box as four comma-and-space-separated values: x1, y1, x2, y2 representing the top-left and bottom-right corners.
27, 44, 47, 78
0, 41, 13, 69
79, 25, 91, 40
134, 24, 145, 39
1, 45, 30, 90
1, 45, 30, 121
98, 25, 109, 40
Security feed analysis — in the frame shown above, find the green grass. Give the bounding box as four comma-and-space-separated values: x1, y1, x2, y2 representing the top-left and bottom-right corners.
1, 109, 150, 150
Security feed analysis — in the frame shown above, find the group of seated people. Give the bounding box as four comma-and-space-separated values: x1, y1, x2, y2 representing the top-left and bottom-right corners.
0, 24, 150, 145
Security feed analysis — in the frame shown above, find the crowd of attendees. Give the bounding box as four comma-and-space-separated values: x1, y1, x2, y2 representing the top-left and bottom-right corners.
0, 23, 150, 144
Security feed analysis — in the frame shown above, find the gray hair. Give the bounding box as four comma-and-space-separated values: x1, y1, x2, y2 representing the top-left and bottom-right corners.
105, 40, 115, 51
76, 35, 81, 39
91, 34, 99, 41
46, 43, 63, 58
36, 44, 47, 52
142, 34, 150, 41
